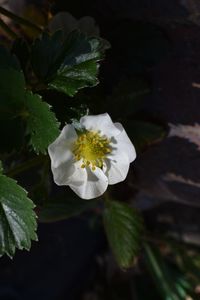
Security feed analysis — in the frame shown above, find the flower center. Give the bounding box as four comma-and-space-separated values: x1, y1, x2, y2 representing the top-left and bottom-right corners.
73, 131, 111, 170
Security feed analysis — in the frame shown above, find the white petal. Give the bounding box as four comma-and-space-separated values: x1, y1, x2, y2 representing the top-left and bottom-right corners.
80, 113, 121, 138
105, 151, 130, 185
51, 161, 75, 186
69, 163, 108, 200
114, 123, 136, 162
48, 124, 77, 169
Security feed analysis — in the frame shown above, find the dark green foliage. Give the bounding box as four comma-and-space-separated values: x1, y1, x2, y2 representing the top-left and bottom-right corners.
103, 200, 143, 269
144, 243, 197, 300
31, 31, 109, 96
49, 58, 99, 96
0, 45, 20, 70
25, 92, 60, 154
0, 174, 37, 258
38, 190, 98, 222
0, 68, 26, 119
0, 48, 60, 154
31, 31, 64, 80
12, 38, 30, 73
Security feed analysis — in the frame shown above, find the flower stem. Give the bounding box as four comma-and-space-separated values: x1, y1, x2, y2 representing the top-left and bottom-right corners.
0, 6, 43, 34
7, 155, 47, 177
0, 17, 18, 39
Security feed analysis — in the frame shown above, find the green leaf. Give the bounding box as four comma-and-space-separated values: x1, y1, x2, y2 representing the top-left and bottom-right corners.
31, 31, 64, 80
0, 68, 26, 153
174, 247, 200, 286
0, 68, 26, 119
49, 33, 108, 96
0, 174, 37, 258
144, 243, 195, 300
0, 45, 20, 70
125, 120, 166, 151
103, 200, 143, 268
49, 59, 100, 96
12, 38, 30, 73
31, 30, 108, 96
25, 92, 60, 154
38, 190, 98, 222
0, 67, 60, 154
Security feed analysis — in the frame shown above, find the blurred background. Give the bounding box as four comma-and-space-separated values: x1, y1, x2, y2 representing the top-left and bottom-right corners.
1, 0, 200, 299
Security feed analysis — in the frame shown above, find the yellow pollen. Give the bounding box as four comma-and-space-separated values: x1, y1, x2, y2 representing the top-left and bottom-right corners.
73, 131, 111, 170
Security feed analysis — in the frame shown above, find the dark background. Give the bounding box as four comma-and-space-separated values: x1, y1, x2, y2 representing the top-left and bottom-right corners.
1, 0, 200, 299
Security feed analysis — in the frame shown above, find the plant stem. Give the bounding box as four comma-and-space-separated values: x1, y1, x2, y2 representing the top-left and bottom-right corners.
0, 17, 18, 39
7, 155, 47, 177
0, 6, 43, 34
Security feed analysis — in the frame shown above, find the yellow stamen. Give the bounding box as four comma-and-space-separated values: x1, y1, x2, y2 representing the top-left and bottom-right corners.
73, 130, 112, 170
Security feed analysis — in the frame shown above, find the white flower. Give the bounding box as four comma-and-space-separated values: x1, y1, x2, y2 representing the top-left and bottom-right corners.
48, 12, 100, 38
48, 113, 136, 200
